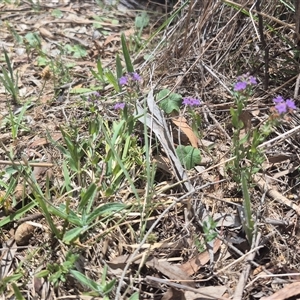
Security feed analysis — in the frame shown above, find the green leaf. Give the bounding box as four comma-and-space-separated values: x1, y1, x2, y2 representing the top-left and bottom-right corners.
105, 70, 119, 92
0, 201, 36, 227
102, 278, 116, 293
79, 183, 97, 212
63, 226, 87, 244
86, 202, 127, 224
48, 204, 82, 226
11, 283, 25, 300
51, 9, 63, 18
116, 54, 123, 90
176, 145, 201, 170
34, 194, 61, 239
157, 89, 182, 114
129, 292, 139, 300
35, 270, 50, 278
70, 270, 103, 292
121, 33, 134, 73
92, 59, 104, 82
3, 273, 23, 284
25, 32, 41, 48
135, 12, 149, 29
37, 56, 48, 66
72, 45, 87, 58
70, 88, 95, 94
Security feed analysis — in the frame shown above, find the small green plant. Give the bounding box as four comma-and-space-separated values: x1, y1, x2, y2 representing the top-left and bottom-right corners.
229, 73, 297, 243
51, 8, 63, 18
70, 265, 116, 297
230, 73, 297, 184
126, 11, 150, 52
0, 273, 24, 294
3, 101, 32, 140
49, 56, 73, 87
193, 234, 205, 252
135, 11, 150, 31
229, 73, 261, 184
64, 44, 87, 58
24, 32, 41, 49
202, 216, 218, 242
0, 48, 19, 104
37, 251, 79, 287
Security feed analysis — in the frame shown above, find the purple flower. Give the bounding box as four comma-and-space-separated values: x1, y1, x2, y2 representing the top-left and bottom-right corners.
273, 96, 284, 103
273, 96, 297, 114
286, 99, 296, 110
275, 102, 287, 114
234, 73, 257, 92
131, 72, 141, 81
87, 91, 101, 105
182, 98, 192, 106
248, 76, 257, 85
182, 97, 201, 107
114, 102, 125, 110
190, 98, 201, 106
93, 92, 101, 98
234, 81, 247, 91
119, 76, 128, 86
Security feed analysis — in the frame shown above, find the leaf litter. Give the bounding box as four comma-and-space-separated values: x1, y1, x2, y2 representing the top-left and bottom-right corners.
0, 0, 300, 299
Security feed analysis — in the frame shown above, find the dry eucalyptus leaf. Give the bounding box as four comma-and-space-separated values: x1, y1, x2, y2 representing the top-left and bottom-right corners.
261, 282, 300, 300
146, 257, 194, 287
180, 239, 222, 276
171, 116, 199, 148
184, 286, 227, 300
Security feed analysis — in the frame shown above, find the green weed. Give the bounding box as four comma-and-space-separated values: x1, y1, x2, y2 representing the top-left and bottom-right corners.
0, 49, 19, 104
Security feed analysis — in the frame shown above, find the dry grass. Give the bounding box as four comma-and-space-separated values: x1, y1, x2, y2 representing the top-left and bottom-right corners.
0, 0, 300, 299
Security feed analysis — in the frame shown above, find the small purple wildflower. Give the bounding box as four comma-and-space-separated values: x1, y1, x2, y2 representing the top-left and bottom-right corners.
182, 97, 201, 107
131, 72, 141, 81
114, 102, 125, 110
272, 96, 297, 114
182, 98, 191, 106
93, 92, 101, 98
119, 76, 128, 86
234, 73, 257, 92
286, 99, 297, 110
273, 95, 284, 103
248, 76, 257, 85
87, 91, 101, 106
275, 102, 287, 114
234, 81, 247, 91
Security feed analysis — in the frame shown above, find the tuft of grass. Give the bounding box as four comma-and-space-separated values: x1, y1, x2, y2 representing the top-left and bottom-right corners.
0, 48, 19, 104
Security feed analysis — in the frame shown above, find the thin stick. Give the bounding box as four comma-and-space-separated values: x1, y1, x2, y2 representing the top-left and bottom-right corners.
0, 160, 53, 167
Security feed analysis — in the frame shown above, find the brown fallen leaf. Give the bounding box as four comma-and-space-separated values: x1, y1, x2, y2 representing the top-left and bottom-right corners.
184, 286, 227, 300
39, 27, 55, 39
180, 238, 222, 276
29, 132, 62, 148
162, 287, 186, 300
15, 222, 34, 246
147, 257, 195, 287
261, 281, 300, 300
172, 116, 199, 148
